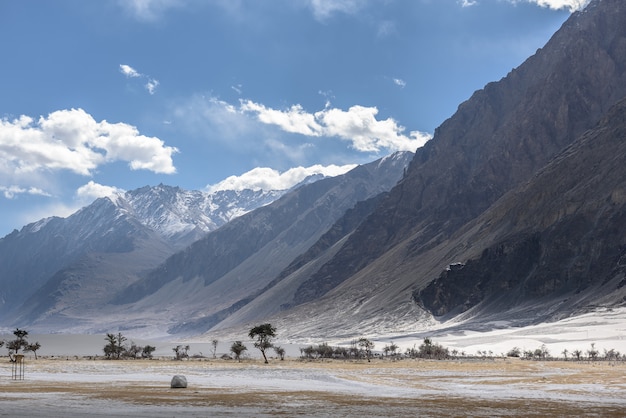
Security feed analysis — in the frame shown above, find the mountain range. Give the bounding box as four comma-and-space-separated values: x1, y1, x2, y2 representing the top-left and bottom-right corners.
0, 152, 412, 335
1, 0, 625, 342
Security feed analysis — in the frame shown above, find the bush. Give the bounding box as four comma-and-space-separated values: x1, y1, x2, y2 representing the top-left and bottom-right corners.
507, 347, 521, 357
406, 338, 449, 360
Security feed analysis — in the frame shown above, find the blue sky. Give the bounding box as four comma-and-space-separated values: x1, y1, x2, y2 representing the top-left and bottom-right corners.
0, 0, 585, 236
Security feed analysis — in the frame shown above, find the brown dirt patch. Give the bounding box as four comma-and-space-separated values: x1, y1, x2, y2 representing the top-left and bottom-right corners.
1, 358, 625, 417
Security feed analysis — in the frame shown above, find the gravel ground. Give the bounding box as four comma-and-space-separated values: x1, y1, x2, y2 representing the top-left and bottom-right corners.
1, 358, 625, 417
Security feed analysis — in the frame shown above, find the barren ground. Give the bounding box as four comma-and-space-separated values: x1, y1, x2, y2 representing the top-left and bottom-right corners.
1, 357, 625, 417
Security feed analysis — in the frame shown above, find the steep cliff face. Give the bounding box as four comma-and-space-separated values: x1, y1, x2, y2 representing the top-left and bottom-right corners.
235, 0, 626, 341
416, 97, 626, 321
287, 0, 626, 309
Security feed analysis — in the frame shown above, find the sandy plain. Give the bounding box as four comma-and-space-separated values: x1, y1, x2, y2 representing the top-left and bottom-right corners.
1, 357, 625, 417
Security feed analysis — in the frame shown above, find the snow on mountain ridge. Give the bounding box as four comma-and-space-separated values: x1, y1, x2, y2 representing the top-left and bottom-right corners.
111, 184, 290, 242
6, 170, 343, 245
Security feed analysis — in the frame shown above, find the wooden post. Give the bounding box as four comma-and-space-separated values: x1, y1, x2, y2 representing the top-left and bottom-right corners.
11, 354, 24, 380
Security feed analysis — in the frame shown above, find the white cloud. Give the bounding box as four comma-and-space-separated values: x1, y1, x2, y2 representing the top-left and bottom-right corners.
119, 0, 185, 21
318, 106, 431, 152
145, 78, 160, 95
307, 0, 366, 21
511, 0, 590, 12
119, 64, 141, 78
241, 100, 432, 153
207, 164, 357, 193
459, 0, 477, 7
465, 0, 589, 11
0, 108, 178, 178
393, 78, 406, 88
231, 84, 243, 95
240, 101, 321, 137
119, 64, 160, 95
76, 181, 125, 201
0, 185, 50, 199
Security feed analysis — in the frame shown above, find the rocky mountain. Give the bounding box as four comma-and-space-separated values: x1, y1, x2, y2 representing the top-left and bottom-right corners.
103, 152, 413, 336
3, 152, 412, 333
5, 0, 625, 342
415, 96, 626, 323
0, 184, 286, 325
113, 184, 285, 248
241, 0, 626, 341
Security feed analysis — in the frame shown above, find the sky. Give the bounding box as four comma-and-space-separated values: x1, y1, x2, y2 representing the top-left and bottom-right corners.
0, 0, 587, 237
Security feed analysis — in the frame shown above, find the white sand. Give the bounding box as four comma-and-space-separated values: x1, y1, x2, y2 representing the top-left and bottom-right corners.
1, 307, 625, 416
1, 358, 625, 417
2, 307, 626, 359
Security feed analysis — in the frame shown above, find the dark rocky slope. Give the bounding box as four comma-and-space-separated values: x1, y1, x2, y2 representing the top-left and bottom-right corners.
415, 97, 626, 322
252, 0, 626, 340
290, 0, 626, 306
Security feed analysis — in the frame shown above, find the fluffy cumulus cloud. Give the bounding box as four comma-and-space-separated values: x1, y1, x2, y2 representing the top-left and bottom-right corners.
531, 0, 590, 11
0, 108, 177, 179
506, 0, 590, 11
241, 100, 431, 153
207, 164, 357, 193
76, 181, 125, 201
464, 0, 589, 11
240, 101, 320, 137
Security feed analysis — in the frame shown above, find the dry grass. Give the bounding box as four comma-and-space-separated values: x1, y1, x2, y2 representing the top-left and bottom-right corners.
1, 357, 625, 417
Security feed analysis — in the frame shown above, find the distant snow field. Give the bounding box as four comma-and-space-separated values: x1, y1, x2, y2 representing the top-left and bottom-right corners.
6, 307, 625, 360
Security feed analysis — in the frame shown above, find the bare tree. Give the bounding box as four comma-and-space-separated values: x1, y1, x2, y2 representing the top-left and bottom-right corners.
383, 344, 390, 358
211, 339, 219, 359
358, 338, 374, 362
248, 323, 276, 364
103, 332, 130, 359
104, 333, 117, 359
417, 338, 449, 360
142, 345, 156, 359
389, 342, 399, 357
587, 343, 598, 361
7, 328, 29, 357
173, 345, 190, 360
274, 346, 286, 361
116, 333, 127, 359
24, 342, 42, 360
507, 347, 521, 358
230, 341, 247, 362
125, 342, 142, 359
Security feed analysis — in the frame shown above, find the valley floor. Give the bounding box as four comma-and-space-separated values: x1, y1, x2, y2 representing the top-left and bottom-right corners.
1, 357, 625, 417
